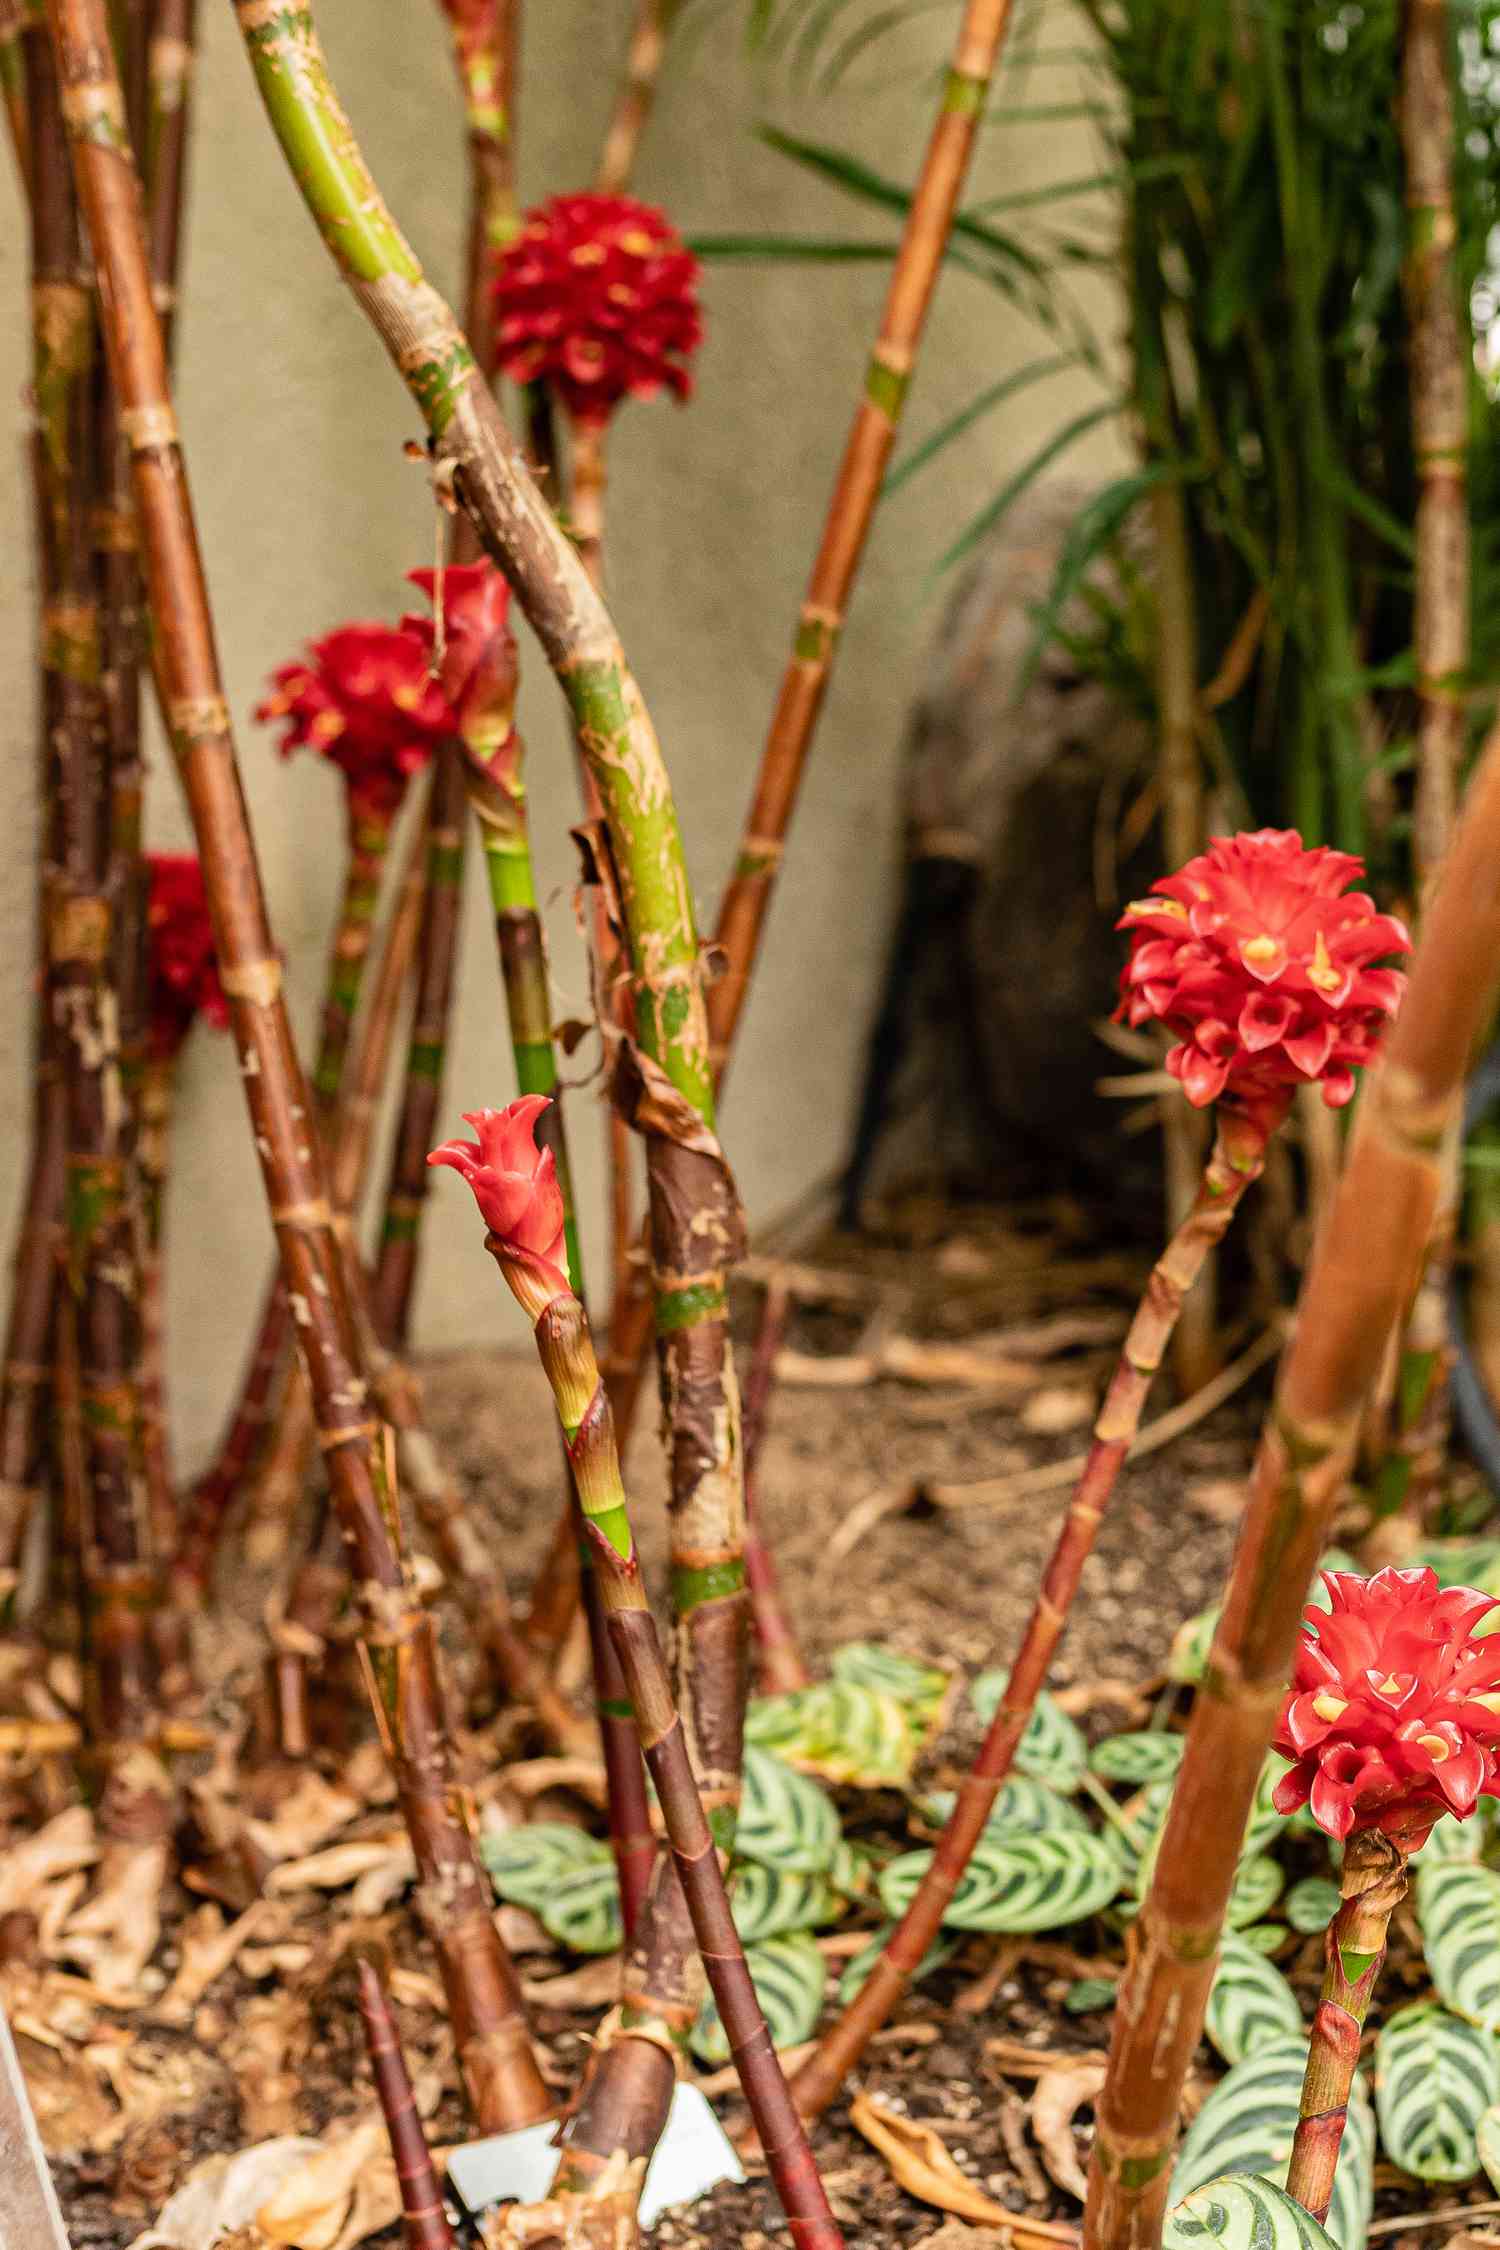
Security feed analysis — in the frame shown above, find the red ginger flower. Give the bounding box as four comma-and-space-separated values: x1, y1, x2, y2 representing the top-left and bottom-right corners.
257, 622, 451, 820
145, 853, 228, 1063
1272, 1567, 1500, 1846
1116, 830, 1407, 1114
428, 1098, 568, 1296
490, 193, 702, 426
402, 562, 517, 754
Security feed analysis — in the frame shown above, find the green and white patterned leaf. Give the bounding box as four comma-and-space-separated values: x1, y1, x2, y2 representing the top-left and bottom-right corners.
1417, 1860, 1500, 2032
1090, 1732, 1186, 1785
1245, 1757, 1296, 1857
1108, 1779, 1175, 1883
690, 1932, 826, 2066
537, 1862, 623, 1955
1172, 2034, 1375, 2250
831, 1642, 951, 1738
1413, 1812, 1487, 1864
746, 1680, 918, 1787
1227, 1855, 1284, 1930
1285, 1878, 1342, 1934
878, 1829, 1120, 1933
1204, 1934, 1303, 2064
482, 1822, 611, 1912
1170, 1558, 1358, 1689
1065, 1977, 1118, 2013
1375, 2001, 1500, 2182
917, 1776, 1089, 1840
970, 1672, 1087, 1793
734, 1746, 840, 1874
1239, 1924, 1289, 1956
729, 1862, 840, 1943
1476, 2103, 1500, 2193
837, 1925, 957, 2007
828, 1837, 876, 1900
1164, 2174, 1341, 2250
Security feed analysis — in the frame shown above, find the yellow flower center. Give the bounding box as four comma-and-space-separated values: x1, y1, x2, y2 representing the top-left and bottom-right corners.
1126, 896, 1187, 921
1312, 1691, 1349, 1723
619, 228, 656, 256
1242, 935, 1281, 966
1374, 1674, 1404, 1697
1417, 1733, 1451, 1762
571, 242, 607, 266
1307, 928, 1341, 994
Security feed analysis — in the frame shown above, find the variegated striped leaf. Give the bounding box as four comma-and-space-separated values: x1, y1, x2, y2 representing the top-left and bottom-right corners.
1245, 1757, 1295, 1856
1238, 1924, 1289, 1956
746, 1680, 917, 1786
730, 1862, 841, 1943
837, 1924, 958, 2007
970, 1672, 1087, 1794
878, 1829, 1120, 1933
1226, 1854, 1284, 1930
1413, 1811, 1487, 1865
828, 1837, 876, 1900
482, 1821, 611, 1912
689, 1931, 826, 2066
1164, 2174, 1341, 2250
734, 1746, 840, 1873
537, 1861, 623, 1955
1204, 1933, 1303, 2064
1172, 2034, 1375, 2250
917, 1776, 1089, 1840
1375, 2001, 1500, 2182
1090, 1732, 1186, 1785
1170, 1558, 1357, 1689
1285, 1877, 1341, 1934
1476, 2103, 1500, 2193
831, 1642, 951, 1740
1417, 1860, 1500, 2033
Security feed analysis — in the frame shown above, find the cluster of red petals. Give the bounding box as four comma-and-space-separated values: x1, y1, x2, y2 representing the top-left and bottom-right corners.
257, 623, 452, 819
145, 853, 228, 1063
490, 193, 702, 425
402, 562, 517, 754
428, 1097, 568, 1293
1116, 829, 1408, 1112
1273, 1567, 1500, 1844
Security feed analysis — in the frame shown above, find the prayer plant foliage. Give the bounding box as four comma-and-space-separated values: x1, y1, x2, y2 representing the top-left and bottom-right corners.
480, 1567, 1500, 2239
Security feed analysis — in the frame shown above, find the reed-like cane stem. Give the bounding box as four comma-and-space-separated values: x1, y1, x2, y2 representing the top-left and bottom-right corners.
356, 1954, 456, 2250
1284, 1829, 1407, 2226
787, 1097, 1277, 2127
741, 1278, 808, 1696
45, 0, 549, 2128
1082, 729, 1500, 2250
594, 0, 681, 194
482, 1239, 841, 2249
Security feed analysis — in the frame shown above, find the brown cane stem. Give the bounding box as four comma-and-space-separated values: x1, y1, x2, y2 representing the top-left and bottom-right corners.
742, 1278, 808, 1696
356, 1953, 457, 2250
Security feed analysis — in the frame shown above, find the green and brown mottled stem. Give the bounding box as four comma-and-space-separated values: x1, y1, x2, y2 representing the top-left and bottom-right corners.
47, 0, 550, 2129
1285, 1829, 1408, 2226
1380, 0, 1470, 1526
144, 0, 196, 360
138, 1054, 177, 1569
485, 1243, 842, 2249
741, 1278, 807, 1696
231, 6, 751, 2171
594, 0, 682, 194
459, 724, 655, 1935
600, 0, 1021, 1451
1082, 732, 1500, 2250
786, 1095, 1278, 2128
356, 1954, 457, 2250
0, 0, 31, 184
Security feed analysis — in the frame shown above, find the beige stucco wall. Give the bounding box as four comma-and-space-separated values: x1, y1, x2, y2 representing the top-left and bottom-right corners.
0, 2, 1125, 1468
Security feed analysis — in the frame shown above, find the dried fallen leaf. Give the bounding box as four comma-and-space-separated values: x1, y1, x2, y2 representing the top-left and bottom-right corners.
127, 2136, 326, 2250
245, 1772, 360, 1866
503, 1758, 608, 1807
266, 1837, 410, 1896
522, 1954, 623, 2012
0, 1804, 96, 1918
1019, 1387, 1095, 1436
156, 1902, 271, 2025
849, 2093, 1013, 2225
1029, 2060, 1106, 2202
256, 2114, 386, 2248
61, 1837, 168, 1998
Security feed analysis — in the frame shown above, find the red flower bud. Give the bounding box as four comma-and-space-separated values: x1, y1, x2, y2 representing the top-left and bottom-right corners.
257, 621, 452, 819
402, 562, 518, 754
428, 1098, 569, 1308
145, 852, 228, 1063
1116, 829, 1408, 1112
490, 193, 702, 426
1273, 1567, 1500, 1845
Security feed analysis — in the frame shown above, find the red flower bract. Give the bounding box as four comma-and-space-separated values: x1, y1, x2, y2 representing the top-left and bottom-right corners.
145, 852, 228, 1063
1272, 1567, 1500, 1844
490, 192, 702, 426
402, 562, 517, 753
428, 1098, 568, 1292
1116, 829, 1408, 1112
257, 622, 452, 819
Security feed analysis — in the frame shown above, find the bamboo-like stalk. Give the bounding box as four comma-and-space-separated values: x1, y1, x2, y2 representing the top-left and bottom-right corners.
143, 0, 196, 362
1284, 1829, 1407, 2226
786, 1096, 1277, 2126
741, 1278, 808, 1696
460, 723, 656, 1938
471, 1218, 841, 2248
229, 9, 754, 2189
598, 0, 1021, 1447
1082, 731, 1500, 2250
1380, 0, 1469, 1526
0, 0, 30, 182
594, 0, 682, 195
45, 0, 550, 2129
138, 1055, 177, 1601
355, 1954, 456, 2250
